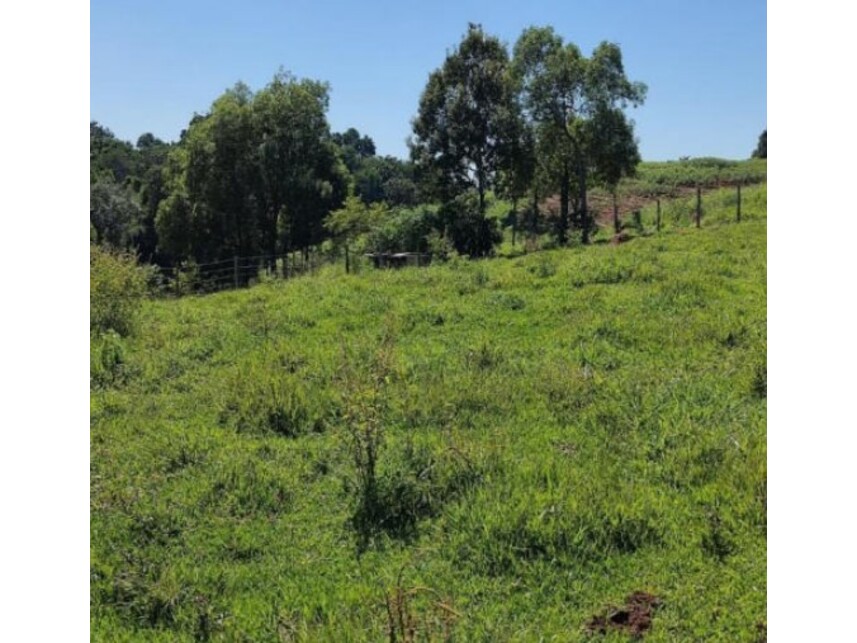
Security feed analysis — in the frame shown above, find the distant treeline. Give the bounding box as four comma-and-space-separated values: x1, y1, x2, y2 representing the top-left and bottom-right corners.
90, 23, 765, 266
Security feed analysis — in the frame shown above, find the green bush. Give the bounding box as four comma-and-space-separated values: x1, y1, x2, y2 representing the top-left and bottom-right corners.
90, 245, 150, 336
90, 330, 127, 388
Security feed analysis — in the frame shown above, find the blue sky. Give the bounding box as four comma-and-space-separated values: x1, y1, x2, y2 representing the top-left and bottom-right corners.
90, 0, 766, 161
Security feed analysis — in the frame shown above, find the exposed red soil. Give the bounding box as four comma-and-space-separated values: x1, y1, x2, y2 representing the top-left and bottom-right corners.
542, 183, 734, 229
585, 591, 662, 639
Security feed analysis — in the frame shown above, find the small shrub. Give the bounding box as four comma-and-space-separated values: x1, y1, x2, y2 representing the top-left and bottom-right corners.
173, 260, 202, 295
701, 505, 737, 562
338, 327, 396, 549
383, 568, 460, 642
90, 245, 150, 336
465, 342, 502, 370
426, 230, 454, 261
529, 257, 557, 278
90, 330, 127, 389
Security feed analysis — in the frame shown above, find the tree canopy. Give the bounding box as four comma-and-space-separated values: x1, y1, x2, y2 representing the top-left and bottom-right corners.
511, 27, 646, 243
155, 72, 348, 267
91, 25, 651, 266
411, 23, 522, 214
752, 130, 766, 159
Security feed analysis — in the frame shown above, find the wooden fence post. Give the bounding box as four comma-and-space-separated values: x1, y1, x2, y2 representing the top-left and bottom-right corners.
656, 198, 661, 232
345, 245, 350, 274
233, 256, 239, 289
613, 191, 620, 234
737, 184, 742, 222
696, 186, 702, 228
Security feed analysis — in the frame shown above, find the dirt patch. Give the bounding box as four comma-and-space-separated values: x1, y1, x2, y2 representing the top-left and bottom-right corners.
610, 231, 632, 245
585, 591, 662, 638
552, 440, 578, 457
756, 622, 766, 642
541, 184, 715, 230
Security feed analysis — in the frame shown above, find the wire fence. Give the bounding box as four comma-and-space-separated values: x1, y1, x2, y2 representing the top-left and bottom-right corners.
149, 249, 338, 297
137, 183, 762, 298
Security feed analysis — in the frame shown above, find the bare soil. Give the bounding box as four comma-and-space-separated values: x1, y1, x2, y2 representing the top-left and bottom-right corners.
585, 591, 662, 638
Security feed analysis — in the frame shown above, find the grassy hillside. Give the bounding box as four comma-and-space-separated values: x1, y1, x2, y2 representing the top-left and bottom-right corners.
91, 185, 766, 641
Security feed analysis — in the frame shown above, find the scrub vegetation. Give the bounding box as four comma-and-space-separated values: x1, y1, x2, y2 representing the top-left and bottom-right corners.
91, 187, 766, 640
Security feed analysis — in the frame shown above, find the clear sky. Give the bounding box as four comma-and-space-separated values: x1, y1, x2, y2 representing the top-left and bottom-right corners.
90, 0, 766, 161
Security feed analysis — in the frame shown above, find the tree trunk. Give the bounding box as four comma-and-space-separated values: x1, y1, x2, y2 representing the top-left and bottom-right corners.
579, 163, 590, 244
559, 162, 570, 245
737, 184, 742, 222
531, 188, 539, 237
696, 185, 702, 228
613, 190, 620, 234
267, 221, 278, 275
511, 197, 518, 247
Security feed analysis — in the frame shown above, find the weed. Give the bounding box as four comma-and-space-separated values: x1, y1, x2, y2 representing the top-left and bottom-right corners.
701, 505, 737, 563
90, 245, 151, 336
383, 567, 460, 643
338, 325, 397, 548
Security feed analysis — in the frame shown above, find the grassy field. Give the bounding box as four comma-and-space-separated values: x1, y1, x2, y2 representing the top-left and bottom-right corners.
629, 158, 767, 192
91, 185, 766, 641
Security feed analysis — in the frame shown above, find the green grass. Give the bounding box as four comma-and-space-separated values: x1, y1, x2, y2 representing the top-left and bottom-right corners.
630, 158, 767, 193
91, 187, 766, 640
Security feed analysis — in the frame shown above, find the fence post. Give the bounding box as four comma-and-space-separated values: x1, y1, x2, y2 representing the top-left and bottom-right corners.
613, 191, 620, 234
345, 245, 350, 274
696, 185, 702, 228
737, 183, 742, 222
233, 256, 238, 289
656, 198, 661, 232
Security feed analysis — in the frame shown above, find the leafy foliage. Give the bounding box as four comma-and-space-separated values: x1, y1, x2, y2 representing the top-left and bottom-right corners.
411, 24, 523, 228
90, 244, 151, 336
155, 72, 348, 267
90, 177, 143, 249
752, 129, 767, 159
511, 27, 646, 243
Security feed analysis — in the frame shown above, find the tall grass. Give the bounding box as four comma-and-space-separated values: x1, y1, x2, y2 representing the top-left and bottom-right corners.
91, 202, 766, 640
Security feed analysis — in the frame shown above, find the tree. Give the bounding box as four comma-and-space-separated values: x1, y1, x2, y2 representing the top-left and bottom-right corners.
253, 72, 348, 265
411, 24, 522, 256
90, 177, 143, 248
324, 193, 390, 265
156, 72, 347, 269
133, 134, 172, 262
752, 130, 766, 159
333, 127, 376, 174
352, 156, 418, 206
411, 23, 520, 213
440, 193, 502, 257
584, 108, 641, 233
511, 27, 645, 243
90, 121, 138, 184
495, 95, 537, 245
